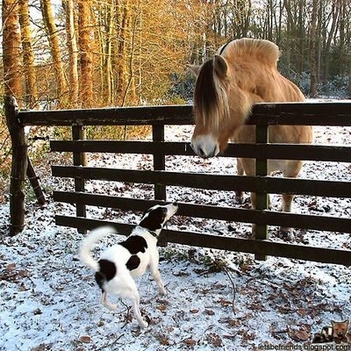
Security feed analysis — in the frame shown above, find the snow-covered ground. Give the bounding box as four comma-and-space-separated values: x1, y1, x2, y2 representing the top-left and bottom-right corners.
1, 119, 351, 350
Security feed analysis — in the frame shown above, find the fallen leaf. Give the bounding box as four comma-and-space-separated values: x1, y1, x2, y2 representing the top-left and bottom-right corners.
297, 308, 307, 317
19, 283, 28, 291
239, 330, 256, 342
206, 333, 222, 347
173, 271, 190, 277
278, 306, 291, 314
6, 263, 16, 272
295, 330, 310, 341
156, 304, 167, 312
31, 344, 47, 351
205, 309, 215, 315
79, 335, 91, 343
268, 294, 278, 301
218, 298, 232, 306
218, 317, 241, 327
288, 328, 310, 342
184, 338, 197, 347
156, 334, 170, 345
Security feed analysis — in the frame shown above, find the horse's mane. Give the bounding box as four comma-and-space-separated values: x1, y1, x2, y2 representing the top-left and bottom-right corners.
193, 58, 229, 128
219, 38, 281, 68
193, 39, 283, 127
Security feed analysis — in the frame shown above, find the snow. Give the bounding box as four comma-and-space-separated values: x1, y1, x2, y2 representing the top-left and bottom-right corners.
1, 117, 351, 351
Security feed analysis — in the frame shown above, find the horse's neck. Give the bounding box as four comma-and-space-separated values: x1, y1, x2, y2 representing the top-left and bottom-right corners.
230, 60, 303, 103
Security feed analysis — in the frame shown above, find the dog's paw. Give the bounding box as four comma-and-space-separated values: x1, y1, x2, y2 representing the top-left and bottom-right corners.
106, 303, 118, 311
158, 287, 167, 296
138, 314, 151, 328
139, 320, 149, 328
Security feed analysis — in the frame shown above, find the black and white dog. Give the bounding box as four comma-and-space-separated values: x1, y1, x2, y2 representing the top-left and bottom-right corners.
79, 203, 178, 328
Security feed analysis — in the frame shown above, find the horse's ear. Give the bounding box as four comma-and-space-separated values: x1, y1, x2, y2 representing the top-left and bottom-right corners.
213, 55, 228, 78
187, 64, 200, 76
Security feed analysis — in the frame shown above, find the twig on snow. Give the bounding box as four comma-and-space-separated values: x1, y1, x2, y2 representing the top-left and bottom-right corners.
223, 267, 237, 315
96, 333, 124, 351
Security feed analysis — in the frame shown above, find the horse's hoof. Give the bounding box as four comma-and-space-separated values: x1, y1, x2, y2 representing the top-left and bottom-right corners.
279, 228, 294, 241
235, 191, 244, 204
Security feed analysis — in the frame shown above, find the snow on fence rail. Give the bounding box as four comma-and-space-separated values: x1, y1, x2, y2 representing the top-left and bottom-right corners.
5, 97, 351, 265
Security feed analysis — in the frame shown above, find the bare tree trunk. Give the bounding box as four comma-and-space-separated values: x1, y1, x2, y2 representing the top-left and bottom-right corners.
266, 0, 274, 41
19, 0, 38, 109
3, 1, 26, 235
103, 1, 115, 105
338, 0, 346, 77
115, 1, 130, 106
63, 0, 79, 107
5, 96, 28, 235
283, 0, 293, 73
310, 0, 318, 97
121, 10, 138, 106
40, 0, 67, 107
323, 0, 339, 82
2, 0, 22, 104
78, 0, 94, 108
77, 0, 93, 167
347, 1, 351, 98
296, 0, 305, 75
92, 1, 116, 105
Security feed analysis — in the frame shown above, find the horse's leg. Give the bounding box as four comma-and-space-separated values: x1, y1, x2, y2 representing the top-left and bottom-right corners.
250, 192, 257, 236
235, 158, 244, 203
250, 191, 271, 238
238, 158, 267, 237
282, 193, 294, 212
280, 160, 304, 237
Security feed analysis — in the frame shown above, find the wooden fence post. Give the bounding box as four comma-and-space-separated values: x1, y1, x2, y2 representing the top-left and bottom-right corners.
152, 124, 168, 247
72, 125, 87, 233
27, 156, 46, 205
4, 96, 28, 235
254, 122, 269, 260
152, 124, 166, 201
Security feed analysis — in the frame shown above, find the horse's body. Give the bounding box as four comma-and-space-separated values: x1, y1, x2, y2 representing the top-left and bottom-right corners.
188, 38, 313, 236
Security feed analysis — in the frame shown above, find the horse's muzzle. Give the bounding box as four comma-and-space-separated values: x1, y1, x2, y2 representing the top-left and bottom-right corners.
190, 135, 219, 159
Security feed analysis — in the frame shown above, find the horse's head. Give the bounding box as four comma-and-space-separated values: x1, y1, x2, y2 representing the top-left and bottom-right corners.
188, 55, 251, 159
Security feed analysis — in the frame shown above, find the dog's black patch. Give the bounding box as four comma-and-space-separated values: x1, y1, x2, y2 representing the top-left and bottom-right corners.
139, 207, 167, 231
120, 235, 147, 254
95, 259, 116, 290
126, 255, 141, 271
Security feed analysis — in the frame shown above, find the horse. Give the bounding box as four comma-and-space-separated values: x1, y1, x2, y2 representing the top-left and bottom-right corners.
188, 38, 313, 237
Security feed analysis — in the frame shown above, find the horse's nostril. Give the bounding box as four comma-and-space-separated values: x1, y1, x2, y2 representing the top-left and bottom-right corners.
198, 147, 206, 158
190, 142, 204, 157
191, 139, 215, 158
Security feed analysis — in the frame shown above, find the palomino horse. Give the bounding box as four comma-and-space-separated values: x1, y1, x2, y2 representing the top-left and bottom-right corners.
188, 38, 313, 236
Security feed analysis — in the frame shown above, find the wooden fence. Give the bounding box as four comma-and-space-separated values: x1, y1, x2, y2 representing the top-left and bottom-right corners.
5, 98, 351, 265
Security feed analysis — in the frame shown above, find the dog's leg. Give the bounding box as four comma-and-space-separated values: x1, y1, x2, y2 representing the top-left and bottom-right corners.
101, 291, 117, 311
150, 257, 166, 295
131, 292, 148, 328
153, 269, 166, 295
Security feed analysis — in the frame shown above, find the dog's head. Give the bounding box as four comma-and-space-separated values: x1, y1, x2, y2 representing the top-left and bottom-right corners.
138, 203, 178, 235
332, 320, 349, 338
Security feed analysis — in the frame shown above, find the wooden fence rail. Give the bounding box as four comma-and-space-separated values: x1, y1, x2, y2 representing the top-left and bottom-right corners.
5, 98, 351, 265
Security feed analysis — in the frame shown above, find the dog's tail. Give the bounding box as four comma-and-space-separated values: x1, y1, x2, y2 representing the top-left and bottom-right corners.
79, 226, 115, 272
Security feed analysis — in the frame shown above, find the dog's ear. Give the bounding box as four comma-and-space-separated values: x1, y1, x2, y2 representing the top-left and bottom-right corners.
139, 207, 167, 231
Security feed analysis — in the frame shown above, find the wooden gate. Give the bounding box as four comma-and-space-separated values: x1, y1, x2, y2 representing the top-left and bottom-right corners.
6, 100, 351, 265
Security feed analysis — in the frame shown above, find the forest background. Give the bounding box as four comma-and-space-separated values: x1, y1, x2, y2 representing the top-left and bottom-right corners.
1, 0, 351, 200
